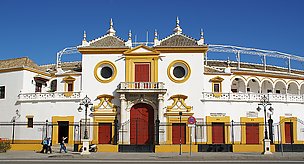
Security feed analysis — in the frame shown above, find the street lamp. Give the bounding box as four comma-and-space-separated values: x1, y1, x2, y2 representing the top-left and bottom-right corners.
78, 95, 94, 154
257, 95, 274, 155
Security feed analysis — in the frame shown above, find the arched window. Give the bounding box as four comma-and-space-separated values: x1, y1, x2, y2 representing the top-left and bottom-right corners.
50, 80, 57, 92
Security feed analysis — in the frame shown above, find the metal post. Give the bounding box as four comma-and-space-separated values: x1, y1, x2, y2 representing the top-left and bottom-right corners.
155, 117, 160, 145
190, 126, 192, 156
237, 51, 241, 70
113, 116, 118, 145
263, 54, 267, 72
79, 120, 82, 143
263, 106, 268, 139
231, 120, 234, 144
268, 117, 273, 143
46, 120, 48, 138
179, 111, 182, 156
12, 120, 15, 144
84, 104, 88, 139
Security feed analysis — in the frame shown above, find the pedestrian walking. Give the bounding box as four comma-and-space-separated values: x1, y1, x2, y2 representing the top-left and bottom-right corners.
40, 138, 47, 153
59, 136, 67, 153
46, 137, 52, 153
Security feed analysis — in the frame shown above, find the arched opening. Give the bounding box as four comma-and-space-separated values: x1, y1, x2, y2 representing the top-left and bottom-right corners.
287, 82, 298, 94
301, 84, 304, 94
50, 80, 57, 92
231, 77, 246, 93
274, 81, 286, 94
247, 78, 260, 93
261, 79, 273, 93
130, 103, 154, 145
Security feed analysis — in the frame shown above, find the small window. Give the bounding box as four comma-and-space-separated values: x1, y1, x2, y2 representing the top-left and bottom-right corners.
267, 89, 272, 93
231, 89, 237, 93
50, 80, 57, 92
35, 83, 42, 92
276, 90, 280, 94
68, 83, 73, 92
100, 66, 113, 79
173, 66, 186, 78
214, 83, 220, 93
27, 117, 33, 128
247, 88, 251, 92
0, 86, 5, 99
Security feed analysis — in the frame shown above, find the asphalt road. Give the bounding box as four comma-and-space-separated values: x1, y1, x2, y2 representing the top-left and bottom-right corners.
0, 160, 303, 164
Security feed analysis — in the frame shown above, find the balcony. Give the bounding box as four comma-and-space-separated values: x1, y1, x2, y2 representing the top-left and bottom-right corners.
18, 91, 82, 102
117, 82, 167, 93
201, 92, 304, 103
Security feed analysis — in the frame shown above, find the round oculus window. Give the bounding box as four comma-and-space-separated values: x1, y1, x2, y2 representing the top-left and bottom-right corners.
94, 61, 117, 83
167, 60, 191, 83
173, 66, 186, 78
100, 66, 113, 79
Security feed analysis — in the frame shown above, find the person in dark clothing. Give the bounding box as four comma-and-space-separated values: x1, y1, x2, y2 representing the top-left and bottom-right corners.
40, 138, 47, 153
46, 137, 52, 153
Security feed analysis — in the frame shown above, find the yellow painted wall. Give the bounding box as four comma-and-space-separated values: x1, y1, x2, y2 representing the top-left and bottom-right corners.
240, 117, 264, 144
166, 117, 191, 144
52, 116, 74, 144
206, 116, 230, 144
92, 116, 116, 144
233, 144, 275, 153
97, 145, 118, 152
10, 144, 42, 151
155, 145, 198, 153
280, 116, 298, 144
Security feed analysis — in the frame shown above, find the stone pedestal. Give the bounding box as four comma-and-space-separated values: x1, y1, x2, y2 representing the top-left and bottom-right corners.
81, 139, 91, 155
262, 139, 272, 155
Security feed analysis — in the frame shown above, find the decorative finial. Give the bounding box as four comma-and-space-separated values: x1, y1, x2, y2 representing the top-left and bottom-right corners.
173, 16, 182, 34
154, 29, 158, 39
83, 31, 87, 41
81, 30, 89, 46
107, 18, 116, 36
128, 30, 132, 40
200, 28, 204, 38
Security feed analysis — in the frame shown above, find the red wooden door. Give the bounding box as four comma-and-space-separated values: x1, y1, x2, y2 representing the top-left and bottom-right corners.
212, 123, 224, 144
135, 63, 150, 82
285, 122, 293, 144
246, 123, 259, 144
172, 123, 186, 144
130, 103, 154, 145
98, 123, 112, 144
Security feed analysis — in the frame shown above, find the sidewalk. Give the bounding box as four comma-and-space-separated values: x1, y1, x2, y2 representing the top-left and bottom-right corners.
0, 151, 304, 161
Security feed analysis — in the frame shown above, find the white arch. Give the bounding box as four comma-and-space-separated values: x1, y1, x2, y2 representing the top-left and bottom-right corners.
300, 83, 304, 94
287, 81, 299, 94
246, 77, 261, 93
231, 77, 246, 93
260, 78, 274, 93
274, 80, 286, 94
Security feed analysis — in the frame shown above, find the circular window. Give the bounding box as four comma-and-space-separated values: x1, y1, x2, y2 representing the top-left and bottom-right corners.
173, 66, 186, 78
94, 61, 117, 83
167, 60, 191, 83
100, 67, 113, 79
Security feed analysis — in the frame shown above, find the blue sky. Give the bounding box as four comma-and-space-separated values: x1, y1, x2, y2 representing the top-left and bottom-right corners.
0, 0, 303, 66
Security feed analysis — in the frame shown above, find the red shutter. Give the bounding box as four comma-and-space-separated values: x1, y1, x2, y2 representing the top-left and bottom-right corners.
246, 123, 259, 144
285, 122, 293, 144
98, 123, 112, 144
212, 123, 224, 144
135, 63, 150, 82
172, 123, 186, 144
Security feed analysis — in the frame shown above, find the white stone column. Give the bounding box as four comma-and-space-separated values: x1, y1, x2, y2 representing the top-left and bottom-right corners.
119, 94, 127, 144
158, 94, 166, 144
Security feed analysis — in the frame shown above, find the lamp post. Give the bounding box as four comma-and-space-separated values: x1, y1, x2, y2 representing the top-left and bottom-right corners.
179, 111, 182, 156
78, 95, 94, 154
257, 95, 274, 155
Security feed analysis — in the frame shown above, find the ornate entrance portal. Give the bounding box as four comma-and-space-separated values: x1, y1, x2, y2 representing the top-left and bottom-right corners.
130, 103, 154, 145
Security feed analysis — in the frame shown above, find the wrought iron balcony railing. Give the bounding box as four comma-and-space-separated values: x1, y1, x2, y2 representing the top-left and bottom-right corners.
117, 82, 167, 93
18, 91, 81, 101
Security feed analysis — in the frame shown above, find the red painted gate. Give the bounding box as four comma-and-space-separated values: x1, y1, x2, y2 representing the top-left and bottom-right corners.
285, 122, 293, 144
172, 123, 186, 144
212, 123, 225, 144
98, 123, 112, 144
246, 123, 259, 144
130, 103, 154, 145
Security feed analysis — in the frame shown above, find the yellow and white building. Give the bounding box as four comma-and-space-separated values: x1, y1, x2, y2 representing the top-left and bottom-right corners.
0, 18, 304, 153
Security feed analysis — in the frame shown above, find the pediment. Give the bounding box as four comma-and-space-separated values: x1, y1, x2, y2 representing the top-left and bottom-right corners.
124, 45, 159, 55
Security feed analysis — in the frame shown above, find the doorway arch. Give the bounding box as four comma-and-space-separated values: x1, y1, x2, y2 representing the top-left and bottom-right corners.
130, 103, 154, 145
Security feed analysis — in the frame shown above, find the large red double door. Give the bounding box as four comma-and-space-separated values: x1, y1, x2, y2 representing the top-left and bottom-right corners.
130, 103, 154, 145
